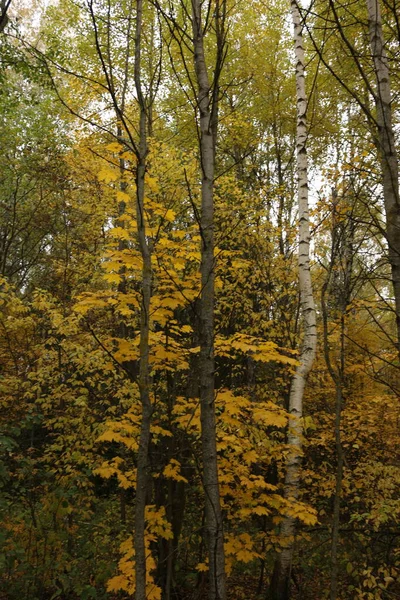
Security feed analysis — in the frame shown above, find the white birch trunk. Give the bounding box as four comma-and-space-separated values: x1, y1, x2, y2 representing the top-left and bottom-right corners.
366, 0, 400, 356
268, 2, 317, 597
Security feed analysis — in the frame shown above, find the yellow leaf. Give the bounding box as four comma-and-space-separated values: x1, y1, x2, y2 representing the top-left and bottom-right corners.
160, 297, 182, 310
163, 459, 188, 483
98, 167, 119, 183
94, 464, 116, 479
104, 272, 122, 285
253, 506, 270, 516
107, 226, 131, 240
236, 549, 256, 563
243, 450, 259, 464
164, 209, 175, 222
147, 584, 162, 600
146, 175, 160, 193
117, 190, 130, 202
73, 296, 108, 314
107, 574, 132, 593
106, 142, 123, 153
151, 425, 173, 437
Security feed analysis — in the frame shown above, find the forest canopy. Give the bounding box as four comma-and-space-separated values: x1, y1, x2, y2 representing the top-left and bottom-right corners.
0, 1, 399, 599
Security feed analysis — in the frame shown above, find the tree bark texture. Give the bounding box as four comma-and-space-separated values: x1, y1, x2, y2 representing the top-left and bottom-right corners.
268, 2, 317, 598
366, 0, 400, 355
134, 1, 153, 599
191, 1, 226, 599
0, 0, 10, 33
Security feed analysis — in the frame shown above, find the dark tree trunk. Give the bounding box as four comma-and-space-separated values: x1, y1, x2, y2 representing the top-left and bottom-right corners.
191, 1, 227, 598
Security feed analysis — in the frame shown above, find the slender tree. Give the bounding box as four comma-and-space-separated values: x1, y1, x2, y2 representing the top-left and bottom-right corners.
268, 2, 317, 597
86, 0, 154, 594
132, 2, 153, 598
191, 0, 227, 598
0, 0, 10, 32
366, 0, 400, 356
304, 0, 400, 355
321, 187, 355, 600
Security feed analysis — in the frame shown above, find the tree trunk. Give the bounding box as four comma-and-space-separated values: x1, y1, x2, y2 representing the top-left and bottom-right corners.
0, 0, 10, 33
268, 2, 317, 598
366, 0, 400, 356
134, 1, 153, 599
191, 1, 226, 599
323, 182, 354, 600
330, 373, 344, 600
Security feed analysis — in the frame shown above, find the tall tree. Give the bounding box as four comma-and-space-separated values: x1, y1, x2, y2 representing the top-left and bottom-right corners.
268, 1, 317, 597
132, 2, 153, 598
366, 0, 400, 356
305, 0, 400, 355
190, 0, 227, 598
321, 188, 355, 600
0, 0, 10, 32
86, 0, 154, 595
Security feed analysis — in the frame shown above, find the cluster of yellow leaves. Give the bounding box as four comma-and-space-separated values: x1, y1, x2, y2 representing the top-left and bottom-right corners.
94, 457, 136, 490
347, 563, 399, 600
224, 533, 261, 576
94, 407, 141, 488
215, 333, 297, 366
163, 458, 188, 483
145, 505, 174, 541
171, 389, 314, 534
73, 286, 139, 319
149, 328, 191, 372
107, 506, 172, 599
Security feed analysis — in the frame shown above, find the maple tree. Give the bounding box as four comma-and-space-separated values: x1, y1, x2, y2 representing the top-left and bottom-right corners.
0, 1, 399, 600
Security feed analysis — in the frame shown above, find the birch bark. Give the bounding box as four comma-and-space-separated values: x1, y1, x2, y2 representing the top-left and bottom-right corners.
366, 0, 400, 357
268, 2, 317, 597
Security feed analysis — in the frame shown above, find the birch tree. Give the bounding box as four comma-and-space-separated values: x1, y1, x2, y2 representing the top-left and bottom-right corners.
366, 0, 400, 357
268, 2, 317, 597
305, 0, 400, 356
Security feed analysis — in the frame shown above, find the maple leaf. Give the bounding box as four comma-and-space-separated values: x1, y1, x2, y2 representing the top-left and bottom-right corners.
98, 166, 119, 183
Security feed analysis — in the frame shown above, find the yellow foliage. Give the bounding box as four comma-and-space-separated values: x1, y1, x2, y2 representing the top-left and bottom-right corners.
103, 272, 122, 285
98, 166, 119, 183
105, 142, 123, 153
107, 226, 131, 240
145, 505, 173, 540
164, 208, 175, 222
94, 458, 136, 489
163, 459, 188, 483
73, 294, 108, 315
150, 424, 174, 438
116, 190, 131, 202
145, 175, 160, 193
107, 521, 166, 598
224, 532, 261, 575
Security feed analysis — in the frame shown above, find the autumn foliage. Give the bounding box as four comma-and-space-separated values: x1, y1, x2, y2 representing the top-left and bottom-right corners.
0, 1, 399, 599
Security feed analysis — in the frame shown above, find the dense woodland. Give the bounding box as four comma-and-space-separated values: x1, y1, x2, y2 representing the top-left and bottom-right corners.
0, 0, 399, 599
